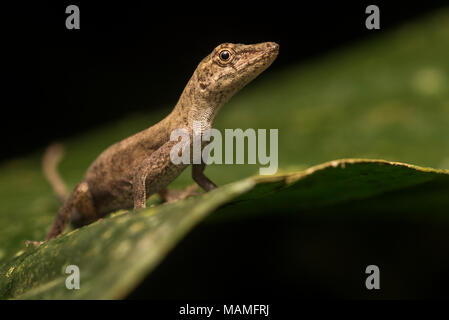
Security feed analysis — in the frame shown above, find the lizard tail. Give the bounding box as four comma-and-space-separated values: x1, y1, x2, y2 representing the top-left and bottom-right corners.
42, 143, 69, 202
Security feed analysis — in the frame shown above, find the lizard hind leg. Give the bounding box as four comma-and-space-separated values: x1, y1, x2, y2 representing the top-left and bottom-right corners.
71, 182, 98, 228
45, 182, 96, 241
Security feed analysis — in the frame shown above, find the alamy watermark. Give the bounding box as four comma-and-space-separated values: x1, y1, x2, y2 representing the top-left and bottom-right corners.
65, 265, 80, 290
65, 5, 80, 30
365, 5, 380, 30
170, 121, 278, 175
365, 265, 380, 290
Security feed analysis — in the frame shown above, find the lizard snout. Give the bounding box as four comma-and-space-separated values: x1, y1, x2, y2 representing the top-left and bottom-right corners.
266, 42, 279, 52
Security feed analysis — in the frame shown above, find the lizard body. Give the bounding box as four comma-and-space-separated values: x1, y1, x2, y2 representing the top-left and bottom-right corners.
38, 42, 279, 243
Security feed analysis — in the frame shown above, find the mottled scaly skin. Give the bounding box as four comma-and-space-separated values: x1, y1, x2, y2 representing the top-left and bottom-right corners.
41, 42, 279, 242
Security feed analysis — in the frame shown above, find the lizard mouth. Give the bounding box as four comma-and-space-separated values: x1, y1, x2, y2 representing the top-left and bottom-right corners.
237, 42, 279, 72
265, 42, 280, 54
261, 42, 280, 59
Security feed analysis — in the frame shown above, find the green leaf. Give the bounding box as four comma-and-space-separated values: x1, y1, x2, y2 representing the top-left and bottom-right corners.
0, 159, 448, 299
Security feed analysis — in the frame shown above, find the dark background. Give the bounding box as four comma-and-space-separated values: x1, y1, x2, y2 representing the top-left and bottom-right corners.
4, 1, 448, 162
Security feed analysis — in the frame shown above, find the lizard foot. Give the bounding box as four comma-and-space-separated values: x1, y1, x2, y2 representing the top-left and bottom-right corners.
159, 184, 200, 203
25, 240, 45, 247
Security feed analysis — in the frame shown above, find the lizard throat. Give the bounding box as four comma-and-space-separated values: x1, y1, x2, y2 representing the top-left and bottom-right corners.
187, 104, 220, 130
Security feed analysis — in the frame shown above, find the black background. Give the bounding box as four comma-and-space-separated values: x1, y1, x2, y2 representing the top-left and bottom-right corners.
4, 1, 448, 161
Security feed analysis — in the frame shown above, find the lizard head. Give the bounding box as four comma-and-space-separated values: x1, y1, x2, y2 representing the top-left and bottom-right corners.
194, 42, 279, 105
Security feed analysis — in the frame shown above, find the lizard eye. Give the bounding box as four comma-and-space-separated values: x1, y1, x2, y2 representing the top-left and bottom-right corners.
219, 50, 231, 61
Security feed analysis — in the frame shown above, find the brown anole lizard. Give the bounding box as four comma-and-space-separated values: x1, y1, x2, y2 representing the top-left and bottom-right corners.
28, 42, 279, 245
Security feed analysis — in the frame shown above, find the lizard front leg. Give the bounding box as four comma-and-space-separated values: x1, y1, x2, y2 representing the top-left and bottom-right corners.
132, 140, 185, 209
192, 162, 217, 191
158, 185, 199, 203
132, 142, 217, 209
